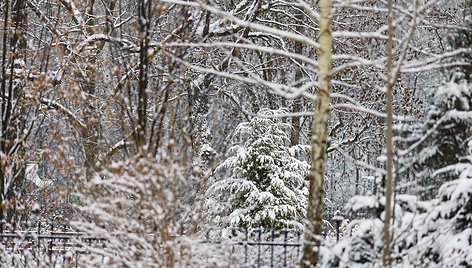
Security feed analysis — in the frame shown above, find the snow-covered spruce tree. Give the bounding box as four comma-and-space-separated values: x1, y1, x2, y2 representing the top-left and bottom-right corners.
411, 79, 472, 199
412, 11, 472, 199
448, 0, 472, 82
206, 109, 309, 231
397, 19, 472, 265
319, 16, 472, 267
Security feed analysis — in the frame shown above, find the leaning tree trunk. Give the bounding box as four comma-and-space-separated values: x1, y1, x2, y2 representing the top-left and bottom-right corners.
300, 0, 333, 266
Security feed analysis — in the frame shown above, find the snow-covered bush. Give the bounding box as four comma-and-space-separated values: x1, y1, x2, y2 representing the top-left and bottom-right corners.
206, 109, 309, 231
72, 144, 218, 267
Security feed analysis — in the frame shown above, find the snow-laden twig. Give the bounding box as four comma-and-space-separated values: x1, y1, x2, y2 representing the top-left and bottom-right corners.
164, 50, 318, 100
161, 0, 320, 49
401, 48, 472, 73
59, 0, 84, 26
161, 42, 318, 67
332, 103, 417, 122
28, 95, 87, 130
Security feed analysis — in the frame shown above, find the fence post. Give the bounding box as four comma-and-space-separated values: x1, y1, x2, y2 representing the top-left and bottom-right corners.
63, 235, 67, 265
231, 228, 237, 260
38, 221, 41, 267
0, 220, 3, 264
297, 232, 301, 263
270, 229, 274, 268
257, 228, 261, 267
12, 222, 15, 268
244, 228, 248, 265
49, 220, 53, 260
283, 229, 288, 267
333, 211, 344, 242
37, 222, 41, 252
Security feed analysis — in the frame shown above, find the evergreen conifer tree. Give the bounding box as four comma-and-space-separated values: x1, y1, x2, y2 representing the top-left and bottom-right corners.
413, 5, 472, 198
403, 15, 472, 263
320, 7, 472, 265
206, 109, 309, 231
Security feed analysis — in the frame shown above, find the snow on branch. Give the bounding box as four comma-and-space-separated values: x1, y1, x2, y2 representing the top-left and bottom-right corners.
161, 42, 318, 68
36, 97, 87, 130
164, 50, 317, 100
28, 0, 67, 40
333, 103, 417, 122
401, 48, 472, 73
332, 54, 385, 74
296, 0, 320, 20
77, 34, 139, 53
59, 0, 84, 26
399, 110, 472, 157
161, 0, 320, 49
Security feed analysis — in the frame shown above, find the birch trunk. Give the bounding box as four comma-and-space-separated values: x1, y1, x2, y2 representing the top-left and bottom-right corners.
301, 0, 332, 266
382, 0, 395, 266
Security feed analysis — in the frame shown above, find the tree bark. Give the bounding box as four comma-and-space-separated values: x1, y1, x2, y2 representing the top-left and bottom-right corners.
290, 12, 304, 147
0, 0, 10, 235
135, 0, 151, 150
382, 0, 395, 266
466, 0, 472, 19
0, 0, 28, 227
301, 0, 332, 266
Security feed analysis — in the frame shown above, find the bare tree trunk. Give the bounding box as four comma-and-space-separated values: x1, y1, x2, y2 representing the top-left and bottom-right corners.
81, 0, 101, 177
0, 0, 11, 235
466, 0, 472, 19
0, 0, 29, 227
464, 0, 472, 80
382, 0, 395, 266
291, 99, 301, 146
301, 0, 332, 266
135, 0, 151, 150
291, 12, 304, 146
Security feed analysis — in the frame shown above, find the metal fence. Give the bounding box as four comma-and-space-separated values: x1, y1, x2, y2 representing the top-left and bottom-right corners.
0, 220, 105, 267
0, 225, 308, 267
220, 228, 302, 267
1, 232, 105, 267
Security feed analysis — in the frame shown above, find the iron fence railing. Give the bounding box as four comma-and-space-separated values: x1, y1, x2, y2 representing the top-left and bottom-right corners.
0, 224, 351, 267
222, 228, 303, 267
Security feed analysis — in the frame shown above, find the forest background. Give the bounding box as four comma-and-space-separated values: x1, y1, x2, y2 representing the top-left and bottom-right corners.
0, 0, 471, 267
